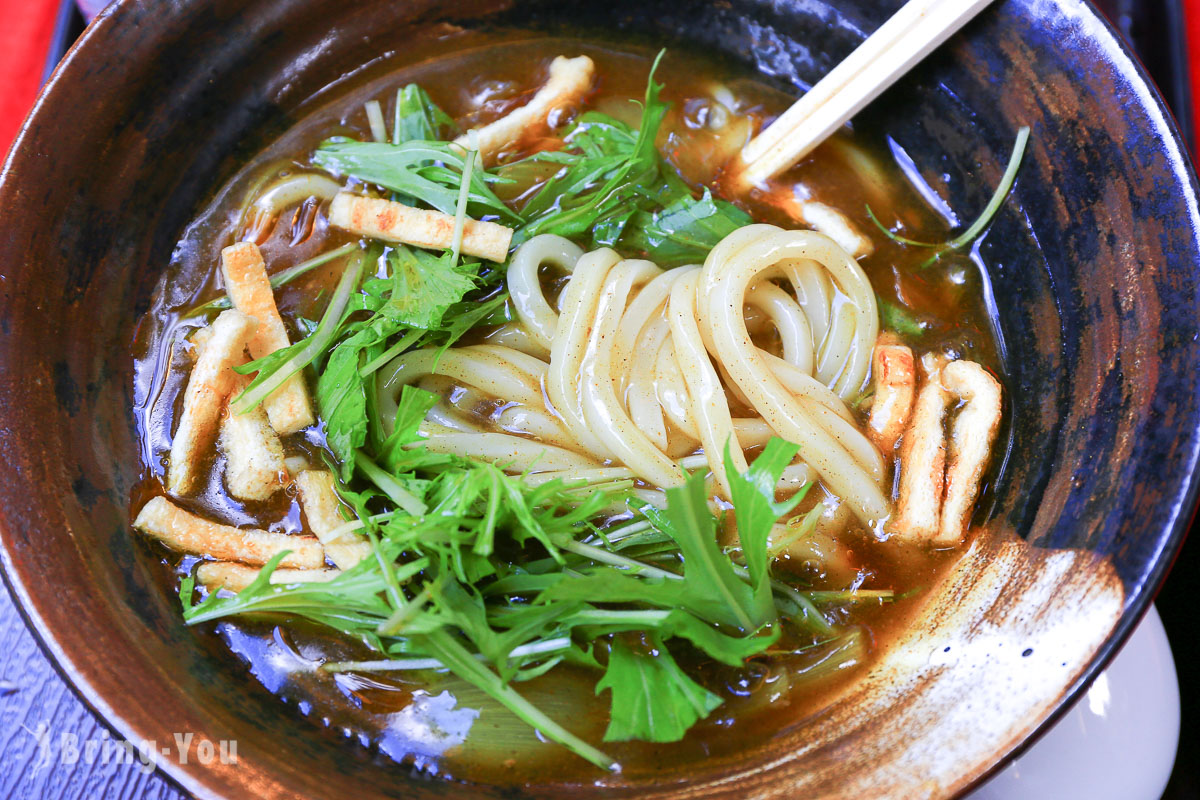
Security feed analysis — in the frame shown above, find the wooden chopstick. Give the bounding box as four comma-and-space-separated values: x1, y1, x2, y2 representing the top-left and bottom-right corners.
730, 0, 997, 191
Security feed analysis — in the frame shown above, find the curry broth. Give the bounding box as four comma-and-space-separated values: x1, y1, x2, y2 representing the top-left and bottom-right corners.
132, 31, 1002, 785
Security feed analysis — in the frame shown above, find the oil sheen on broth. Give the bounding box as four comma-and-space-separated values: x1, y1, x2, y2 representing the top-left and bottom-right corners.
131, 30, 1005, 785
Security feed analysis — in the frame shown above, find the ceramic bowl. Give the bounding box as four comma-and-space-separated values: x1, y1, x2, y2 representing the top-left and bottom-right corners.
2, 0, 1199, 797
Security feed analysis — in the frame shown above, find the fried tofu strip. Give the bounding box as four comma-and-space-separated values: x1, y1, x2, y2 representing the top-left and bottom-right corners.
167, 310, 257, 497
220, 242, 314, 435
799, 201, 875, 259
327, 542, 373, 570
762, 189, 874, 258
134, 496, 324, 569
937, 360, 1003, 547
455, 55, 595, 163
294, 470, 370, 570
186, 325, 213, 363
196, 561, 341, 593
218, 376, 287, 502
888, 355, 948, 543
329, 193, 512, 263
868, 339, 916, 453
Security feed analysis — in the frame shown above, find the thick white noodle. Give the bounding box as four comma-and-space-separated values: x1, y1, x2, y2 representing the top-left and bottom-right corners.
545, 248, 623, 460
668, 268, 745, 497
746, 282, 814, 374
699, 226, 886, 523
415, 424, 601, 471
373, 229, 889, 526
483, 322, 551, 358
507, 234, 584, 351
578, 258, 683, 489
626, 315, 674, 449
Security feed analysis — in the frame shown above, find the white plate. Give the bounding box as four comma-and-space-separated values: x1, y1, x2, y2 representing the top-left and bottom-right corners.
969, 604, 1180, 800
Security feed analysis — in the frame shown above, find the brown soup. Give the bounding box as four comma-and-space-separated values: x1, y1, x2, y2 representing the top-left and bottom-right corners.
132, 30, 1006, 786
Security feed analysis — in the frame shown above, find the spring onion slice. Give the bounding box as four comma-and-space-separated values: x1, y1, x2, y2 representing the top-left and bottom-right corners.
365, 100, 388, 144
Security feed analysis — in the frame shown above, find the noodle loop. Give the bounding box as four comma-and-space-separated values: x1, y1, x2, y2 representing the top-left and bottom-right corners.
377, 228, 890, 526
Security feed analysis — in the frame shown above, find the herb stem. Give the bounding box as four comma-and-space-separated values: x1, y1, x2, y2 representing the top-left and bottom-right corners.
323, 512, 396, 543
392, 87, 403, 147
571, 609, 671, 625
363, 525, 407, 611
769, 576, 835, 636
767, 502, 825, 557
359, 329, 423, 377
864, 126, 1030, 269
231, 248, 365, 414
945, 126, 1030, 252
322, 636, 574, 673
421, 629, 617, 771
377, 584, 432, 636
355, 451, 427, 516
365, 100, 388, 143
594, 519, 654, 543
806, 589, 895, 603
556, 537, 683, 581
185, 243, 357, 318
717, 560, 834, 636
450, 134, 479, 268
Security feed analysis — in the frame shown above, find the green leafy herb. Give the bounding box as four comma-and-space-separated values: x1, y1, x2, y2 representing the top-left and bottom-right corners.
724, 438, 805, 618
878, 296, 926, 338
312, 139, 517, 222
377, 385, 440, 468
393, 83, 458, 145
182, 552, 425, 632
507, 50, 748, 263
596, 634, 722, 743
180, 437, 855, 768
621, 189, 753, 267
386, 246, 477, 329
656, 470, 763, 631
317, 342, 371, 472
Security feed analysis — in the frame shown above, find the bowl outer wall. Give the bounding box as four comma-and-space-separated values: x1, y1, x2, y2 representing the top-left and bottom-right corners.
0, 0, 1199, 798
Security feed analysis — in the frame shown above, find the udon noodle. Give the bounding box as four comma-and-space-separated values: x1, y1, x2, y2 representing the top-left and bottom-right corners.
378, 225, 885, 527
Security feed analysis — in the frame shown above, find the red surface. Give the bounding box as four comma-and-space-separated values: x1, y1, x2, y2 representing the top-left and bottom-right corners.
1188, 0, 1200, 161
0, 0, 60, 161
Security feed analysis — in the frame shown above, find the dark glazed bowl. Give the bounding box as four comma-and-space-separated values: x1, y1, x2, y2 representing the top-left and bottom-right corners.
1, 0, 1198, 797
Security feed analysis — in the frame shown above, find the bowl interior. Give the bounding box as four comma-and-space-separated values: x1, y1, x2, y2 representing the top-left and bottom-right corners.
1, 0, 1199, 797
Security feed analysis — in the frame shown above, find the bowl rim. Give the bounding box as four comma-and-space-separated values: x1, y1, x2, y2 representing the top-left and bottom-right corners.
1, 0, 1198, 798
960, 0, 1200, 788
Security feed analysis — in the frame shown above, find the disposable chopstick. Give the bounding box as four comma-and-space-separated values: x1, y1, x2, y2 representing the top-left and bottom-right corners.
731, 0, 998, 190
